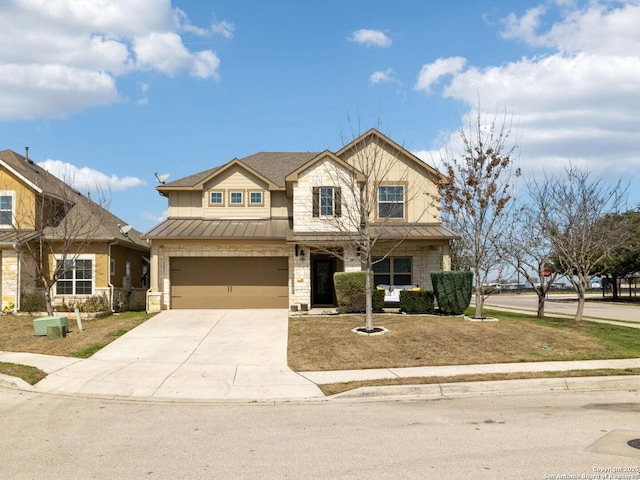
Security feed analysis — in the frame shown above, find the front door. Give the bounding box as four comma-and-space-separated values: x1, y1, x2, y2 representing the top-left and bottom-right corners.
312, 258, 335, 306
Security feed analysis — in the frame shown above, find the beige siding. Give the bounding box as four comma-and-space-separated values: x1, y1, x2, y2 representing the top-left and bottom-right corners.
167, 191, 203, 217
340, 141, 441, 223
202, 165, 271, 219
292, 158, 359, 233
270, 191, 289, 218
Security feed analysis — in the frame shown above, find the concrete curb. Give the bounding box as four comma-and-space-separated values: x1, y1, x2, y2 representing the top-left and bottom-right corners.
328, 375, 640, 400
0, 373, 34, 391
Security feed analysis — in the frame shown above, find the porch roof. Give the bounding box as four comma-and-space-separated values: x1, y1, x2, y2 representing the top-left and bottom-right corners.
142, 218, 291, 240
288, 223, 460, 243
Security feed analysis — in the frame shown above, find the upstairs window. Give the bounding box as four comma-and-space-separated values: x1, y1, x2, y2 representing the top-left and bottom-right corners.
55, 257, 94, 295
0, 192, 14, 227
210, 191, 224, 206
312, 186, 341, 217
229, 191, 244, 206
378, 185, 404, 219
249, 191, 263, 206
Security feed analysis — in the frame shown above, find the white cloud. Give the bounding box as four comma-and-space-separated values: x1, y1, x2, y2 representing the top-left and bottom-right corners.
0, 1, 226, 120
211, 19, 235, 40
38, 159, 146, 192
348, 29, 392, 47
369, 68, 397, 85
415, 57, 466, 93
416, 1, 640, 185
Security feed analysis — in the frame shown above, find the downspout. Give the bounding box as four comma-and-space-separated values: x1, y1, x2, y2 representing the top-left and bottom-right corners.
108, 240, 117, 313
16, 250, 21, 312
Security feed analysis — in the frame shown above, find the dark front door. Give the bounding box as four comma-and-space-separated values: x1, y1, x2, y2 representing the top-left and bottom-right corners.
312, 258, 335, 306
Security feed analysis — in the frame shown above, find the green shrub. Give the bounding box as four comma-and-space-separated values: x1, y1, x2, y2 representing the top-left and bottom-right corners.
430, 270, 473, 315
19, 292, 46, 313
334, 272, 384, 314
399, 290, 435, 314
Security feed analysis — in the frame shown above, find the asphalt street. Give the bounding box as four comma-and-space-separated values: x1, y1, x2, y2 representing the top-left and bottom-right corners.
1, 386, 640, 479
483, 293, 640, 323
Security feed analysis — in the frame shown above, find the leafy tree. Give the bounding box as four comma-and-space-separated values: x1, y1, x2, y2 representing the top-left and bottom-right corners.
593, 209, 640, 299
439, 110, 520, 319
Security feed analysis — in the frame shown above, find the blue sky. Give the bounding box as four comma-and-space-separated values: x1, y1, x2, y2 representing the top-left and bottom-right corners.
2, 0, 639, 232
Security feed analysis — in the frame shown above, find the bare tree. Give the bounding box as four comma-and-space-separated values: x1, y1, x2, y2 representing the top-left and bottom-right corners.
296, 128, 442, 332
495, 202, 558, 318
11, 179, 109, 315
439, 110, 520, 319
528, 166, 628, 321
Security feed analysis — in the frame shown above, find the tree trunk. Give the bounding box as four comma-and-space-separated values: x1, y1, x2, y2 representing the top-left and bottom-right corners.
474, 269, 484, 318
611, 275, 619, 300
536, 286, 545, 318
574, 287, 585, 322
44, 288, 54, 316
365, 267, 374, 332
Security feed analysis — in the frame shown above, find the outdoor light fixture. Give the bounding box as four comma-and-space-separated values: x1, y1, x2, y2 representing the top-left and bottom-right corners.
300, 249, 305, 260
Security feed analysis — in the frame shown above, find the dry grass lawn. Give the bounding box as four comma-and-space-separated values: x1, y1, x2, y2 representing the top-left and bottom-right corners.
0, 312, 154, 358
288, 312, 639, 371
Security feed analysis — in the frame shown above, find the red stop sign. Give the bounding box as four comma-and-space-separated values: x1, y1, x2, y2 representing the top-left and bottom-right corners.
543, 269, 551, 278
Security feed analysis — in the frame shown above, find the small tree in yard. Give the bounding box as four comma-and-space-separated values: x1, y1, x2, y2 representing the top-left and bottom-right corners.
528, 166, 628, 321
11, 179, 109, 316
439, 110, 520, 319
495, 201, 559, 318
302, 127, 441, 333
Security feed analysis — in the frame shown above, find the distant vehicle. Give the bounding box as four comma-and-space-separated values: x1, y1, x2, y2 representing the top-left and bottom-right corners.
590, 279, 602, 289
551, 282, 568, 289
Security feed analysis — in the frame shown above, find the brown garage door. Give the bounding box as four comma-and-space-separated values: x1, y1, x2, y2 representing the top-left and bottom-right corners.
170, 257, 289, 309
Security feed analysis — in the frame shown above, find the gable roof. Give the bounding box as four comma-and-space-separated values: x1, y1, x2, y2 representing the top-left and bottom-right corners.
158, 152, 318, 192
0, 149, 148, 249
336, 128, 447, 183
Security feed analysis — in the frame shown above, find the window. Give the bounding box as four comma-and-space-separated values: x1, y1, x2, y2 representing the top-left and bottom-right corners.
55, 257, 93, 295
378, 185, 404, 219
229, 191, 244, 206
249, 191, 263, 206
210, 191, 224, 205
0, 192, 14, 227
373, 257, 412, 286
312, 186, 341, 217
110, 258, 115, 277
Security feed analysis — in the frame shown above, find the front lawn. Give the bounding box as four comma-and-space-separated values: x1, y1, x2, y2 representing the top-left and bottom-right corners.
288, 309, 640, 372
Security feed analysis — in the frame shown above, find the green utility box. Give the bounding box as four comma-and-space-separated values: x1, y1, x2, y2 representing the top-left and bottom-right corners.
34, 316, 68, 336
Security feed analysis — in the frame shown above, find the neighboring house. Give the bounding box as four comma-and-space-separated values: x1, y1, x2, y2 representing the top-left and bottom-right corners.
144, 129, 458, 311
0, 149, 150, 312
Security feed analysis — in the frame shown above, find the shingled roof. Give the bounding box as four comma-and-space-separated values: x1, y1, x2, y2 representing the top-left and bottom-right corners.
160, 152, 319, 190
0, 149, 147, 249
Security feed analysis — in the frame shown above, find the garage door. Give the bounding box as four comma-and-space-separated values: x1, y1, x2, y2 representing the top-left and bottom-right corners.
170, 257, 289, 309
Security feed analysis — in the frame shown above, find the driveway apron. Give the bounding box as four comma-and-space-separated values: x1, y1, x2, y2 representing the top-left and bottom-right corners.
33, 310, 323, 401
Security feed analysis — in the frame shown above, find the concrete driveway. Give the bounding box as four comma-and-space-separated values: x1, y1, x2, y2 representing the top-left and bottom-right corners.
28, 310, 324, 401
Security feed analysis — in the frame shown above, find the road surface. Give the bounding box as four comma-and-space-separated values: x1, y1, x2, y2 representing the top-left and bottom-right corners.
2, 386, 640, 479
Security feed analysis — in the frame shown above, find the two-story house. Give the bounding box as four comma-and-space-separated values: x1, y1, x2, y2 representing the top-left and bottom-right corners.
0, 149, 150, 312
144, 129, 458, 311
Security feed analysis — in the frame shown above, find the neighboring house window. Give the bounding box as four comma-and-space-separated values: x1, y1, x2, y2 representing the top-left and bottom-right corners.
312, 186, 341, 217
210, 191, 224, 206
229, 191, 244, 206
373, 257, 412, 286
0, 191, 14, 227
378, 185, 404, 219
249, 191, 263, 206
110, 258, 115, 277
55, 257, 94, 295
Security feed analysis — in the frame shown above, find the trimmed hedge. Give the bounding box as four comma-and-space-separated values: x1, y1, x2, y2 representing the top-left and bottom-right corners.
430, 270, 473, 315
334, 271, 384, 314
399, 290, 435, 314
